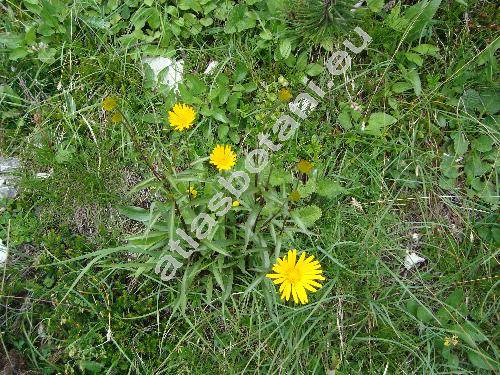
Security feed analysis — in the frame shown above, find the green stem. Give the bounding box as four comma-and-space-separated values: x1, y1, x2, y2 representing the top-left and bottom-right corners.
117, 108, 189, 233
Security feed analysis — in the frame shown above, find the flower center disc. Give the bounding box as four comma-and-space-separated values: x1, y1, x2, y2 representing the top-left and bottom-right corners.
287, 268, 301, 283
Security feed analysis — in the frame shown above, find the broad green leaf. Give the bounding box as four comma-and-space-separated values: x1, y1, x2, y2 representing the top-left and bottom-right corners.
232, 62, 248, 82
306, 63, 324, 76
211, 107, 229, 123
404, 69, 421, 96
440, 154, 460, 179
279, 38, 292, 59
269, 168, 292, 187
392, 81, 413, 93
412, 43, 439, 57
471, 135, 493, 153
205, 275, 213, 304
405, 52, 423, 66
467, 351, 497, 370
290, 205, 322, 228
403, 0, 442, 42
441, 348, 459, 368
445, 289, 464, 308
9, 47, 28, 60
117, 206, 150, 222
364, 112, 397, 136
218, 124, 229, 139
185, 74, 207, 95
416, 305, 434, 323
367, 0, 384, 12
200, 17, 213, 26
338, 110, 352, 130
317, 179, 345, 198
451, 321, 487, 347
79, 360, 104, 373
55, 145, 75, 164
297, 178, 316, 198
452, 132, 469, 156
464, 153, 491, 178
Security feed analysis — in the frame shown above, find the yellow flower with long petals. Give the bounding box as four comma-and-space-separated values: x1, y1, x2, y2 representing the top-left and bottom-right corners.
297, 159, 313, 174
289, 190, 301, 202
168, 103, 196, 131
444, 335, 459, 347
102, 97, 117, 111
186, 186, 197, 198
266, 249, 325, 304
278, 88, 292, 102
209, 145, 237, 171
111, 112, 123, 124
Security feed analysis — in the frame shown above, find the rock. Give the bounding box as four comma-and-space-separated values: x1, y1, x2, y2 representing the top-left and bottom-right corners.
0, 186, 18, 199
36, 171, 52, 179
142, 56, 184, 92
404, 252, 426, 270
0, 239, 7, 265
0, 157, 20, 199
0, 157, 20, 173
204, 61, 219, 75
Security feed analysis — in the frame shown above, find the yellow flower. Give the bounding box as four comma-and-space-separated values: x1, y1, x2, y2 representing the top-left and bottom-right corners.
278, 88, 292, 102
297, 159, 313, 174
278, 75, 289, 86
102, 97, 117, 111
289, 190, 301, 202
187, 186, 197, 198
209, 145, 237, 171
444, 335, 459, 347
168, 103, 196, 131
266, 249, 325, 304
232, 200, 240, 207
111, 112, 123, 124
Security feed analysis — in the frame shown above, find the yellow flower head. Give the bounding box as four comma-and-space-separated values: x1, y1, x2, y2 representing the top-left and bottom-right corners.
111, 112, 123, 124
278, 88, 292, 102
209, 145, 237, 171
187, 186, 197, 198
297, 159, 313, 174
168, 103, 196, 131
444, 335, 459, 347
278, 76, 289, 86
266, 249, 325, 304
102, 97, 118, 111
232, 200, 240, 207
289, 190, 301, 202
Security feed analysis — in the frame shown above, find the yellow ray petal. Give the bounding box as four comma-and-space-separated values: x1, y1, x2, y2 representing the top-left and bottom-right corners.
303, 283, 318, 293
291, 285, 299, 304
304, 280, 323, 288
296, 284, 308, 304
282, 282, 292, 301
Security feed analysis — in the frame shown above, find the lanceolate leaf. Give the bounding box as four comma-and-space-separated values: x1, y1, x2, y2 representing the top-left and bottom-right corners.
290, 205, 322, 228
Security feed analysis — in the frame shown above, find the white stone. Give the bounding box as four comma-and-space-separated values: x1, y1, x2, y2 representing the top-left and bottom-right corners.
0, 157, 20, 199
142, 56, 184, 92
36, 172, 52, 179
0, 239, 7, 265
0, 186, 17, 199
404, 252, 426, 270
351, 0, 365, 11
204, 61, 219, 75
0, 157, 20, 173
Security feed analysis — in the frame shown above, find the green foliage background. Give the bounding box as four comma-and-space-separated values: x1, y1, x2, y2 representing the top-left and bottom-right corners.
0, 0, 498, 373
